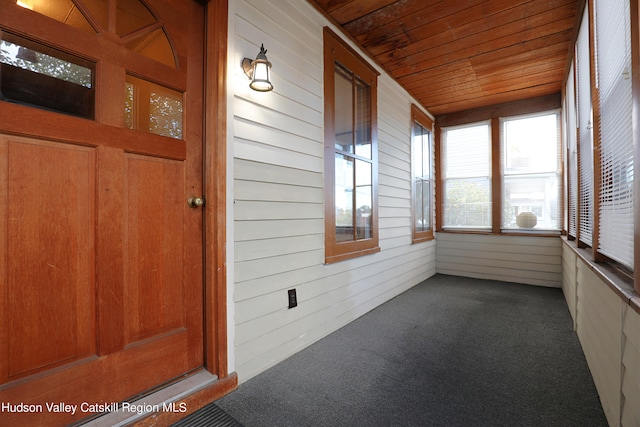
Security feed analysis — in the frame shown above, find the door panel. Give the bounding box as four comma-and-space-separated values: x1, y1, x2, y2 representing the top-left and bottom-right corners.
0, 0, 206, 425
3, 139, 96, 380
125, 155, 185, 342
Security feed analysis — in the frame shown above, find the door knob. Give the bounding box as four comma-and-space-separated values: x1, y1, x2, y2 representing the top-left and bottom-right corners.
187, 196, 205, 208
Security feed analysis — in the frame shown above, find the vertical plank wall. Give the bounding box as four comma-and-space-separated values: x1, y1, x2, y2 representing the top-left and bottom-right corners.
562, 240, 640, 427
436, 233, 563, 287
230, 0, 436, 381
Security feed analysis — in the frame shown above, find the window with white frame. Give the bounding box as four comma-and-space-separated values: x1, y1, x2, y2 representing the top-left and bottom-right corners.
442, 122, 492, 229
576, 4, 594, 246
501, 112, 561, 231
565, 62, 578, 239
594, 0, 634, 269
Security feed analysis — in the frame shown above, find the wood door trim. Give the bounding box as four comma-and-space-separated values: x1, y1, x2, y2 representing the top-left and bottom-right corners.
78, 371, 238, 427
0, 103, 187, 161
0, 1, 186, 90
204, 0, 229, 378
131, 372, 237, 427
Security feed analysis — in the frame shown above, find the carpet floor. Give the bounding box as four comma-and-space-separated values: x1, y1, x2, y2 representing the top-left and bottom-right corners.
210, 274, 607, 427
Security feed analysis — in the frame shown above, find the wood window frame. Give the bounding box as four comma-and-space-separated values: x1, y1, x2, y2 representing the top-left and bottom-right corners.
435, 94, 562, 236
323, 27, 380, 264
567, 0, 639, 294
591, 0, 634, 272
411, 104, 434, 243
632, 0, 640, 294
438, 120, 494, 231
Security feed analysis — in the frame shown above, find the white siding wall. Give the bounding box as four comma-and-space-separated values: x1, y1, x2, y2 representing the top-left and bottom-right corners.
230, 0, 436, 382
576, 261, 621, 426
436, 233, 563, 287
562, 240, 640, 427
622, 305, 640, 427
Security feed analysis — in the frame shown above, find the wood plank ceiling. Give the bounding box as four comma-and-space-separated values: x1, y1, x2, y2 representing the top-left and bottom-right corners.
309, 0, 581, 116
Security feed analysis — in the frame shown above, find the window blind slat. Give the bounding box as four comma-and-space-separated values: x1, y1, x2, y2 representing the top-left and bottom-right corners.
566, 62, 578, 238
595, 0, 634, 269
577, 7, 593, 246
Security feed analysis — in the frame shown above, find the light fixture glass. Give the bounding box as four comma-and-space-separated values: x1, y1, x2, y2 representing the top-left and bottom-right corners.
16, 0, 33, 10
242, 44, 273, 92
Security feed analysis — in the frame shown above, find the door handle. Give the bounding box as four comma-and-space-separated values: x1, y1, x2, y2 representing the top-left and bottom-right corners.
187, 196, 205, 208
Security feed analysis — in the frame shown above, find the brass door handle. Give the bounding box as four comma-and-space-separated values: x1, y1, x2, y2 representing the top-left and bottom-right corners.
187, 196, 205, 208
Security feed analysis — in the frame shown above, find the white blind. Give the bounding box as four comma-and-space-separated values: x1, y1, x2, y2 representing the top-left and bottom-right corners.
576, 7, 593, 246
565, 62, 578, 238
442, 122, 492, 228
595, 0, 634, 269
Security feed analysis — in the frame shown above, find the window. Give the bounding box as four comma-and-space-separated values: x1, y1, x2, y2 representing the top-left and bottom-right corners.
3, 0, 180, 128
565, 62, 578, 239
411, 104, 434, 242
442, 122, 492, 229
16, 0, 176, 67
501, 112, 561, 231
438, 107, 562, 234
0, 31, 95, 118
323, 27, 379, 263
594, 0, 633, 269
126, 74, 183, 139
561, 0, 638, 292
576, 5, 594, 246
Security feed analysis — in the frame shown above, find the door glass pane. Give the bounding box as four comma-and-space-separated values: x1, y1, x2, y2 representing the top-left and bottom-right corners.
334, 64, 353, 153
125, 28, 176, 68
18, 0, 176, 68
17, 0, 96, 33
116, 0, 156, 36
0, 32, 95, 118
117, 0, 175, 67
355, 159, 372, 239
335, 154, 354, 242
125, 74, 183, 139
81, 0, 108, 31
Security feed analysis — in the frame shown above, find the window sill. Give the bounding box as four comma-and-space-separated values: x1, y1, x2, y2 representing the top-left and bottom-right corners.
563, 237, 640, 315
412, 234, 434, 244
324, 246, 381, 264
438, 228, 561, 238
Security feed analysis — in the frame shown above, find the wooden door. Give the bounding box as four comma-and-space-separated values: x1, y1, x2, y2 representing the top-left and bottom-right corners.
0, 1, 206, 425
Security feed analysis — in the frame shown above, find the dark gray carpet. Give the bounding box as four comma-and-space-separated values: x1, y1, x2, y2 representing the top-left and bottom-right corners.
171, 403, 243, 427
214, 274, 607, 427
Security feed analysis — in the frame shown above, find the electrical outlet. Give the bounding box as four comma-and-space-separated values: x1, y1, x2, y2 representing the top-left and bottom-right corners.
288, 289, 297, 309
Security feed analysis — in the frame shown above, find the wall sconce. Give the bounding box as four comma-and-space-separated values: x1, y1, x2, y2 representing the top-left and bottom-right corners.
242, 44, 273, 92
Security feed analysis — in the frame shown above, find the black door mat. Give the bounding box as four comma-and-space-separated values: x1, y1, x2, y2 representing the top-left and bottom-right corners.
171, 403, 243, 427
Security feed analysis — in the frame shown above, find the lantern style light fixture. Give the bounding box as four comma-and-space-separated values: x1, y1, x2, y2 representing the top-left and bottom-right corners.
242, 44, 273, 92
